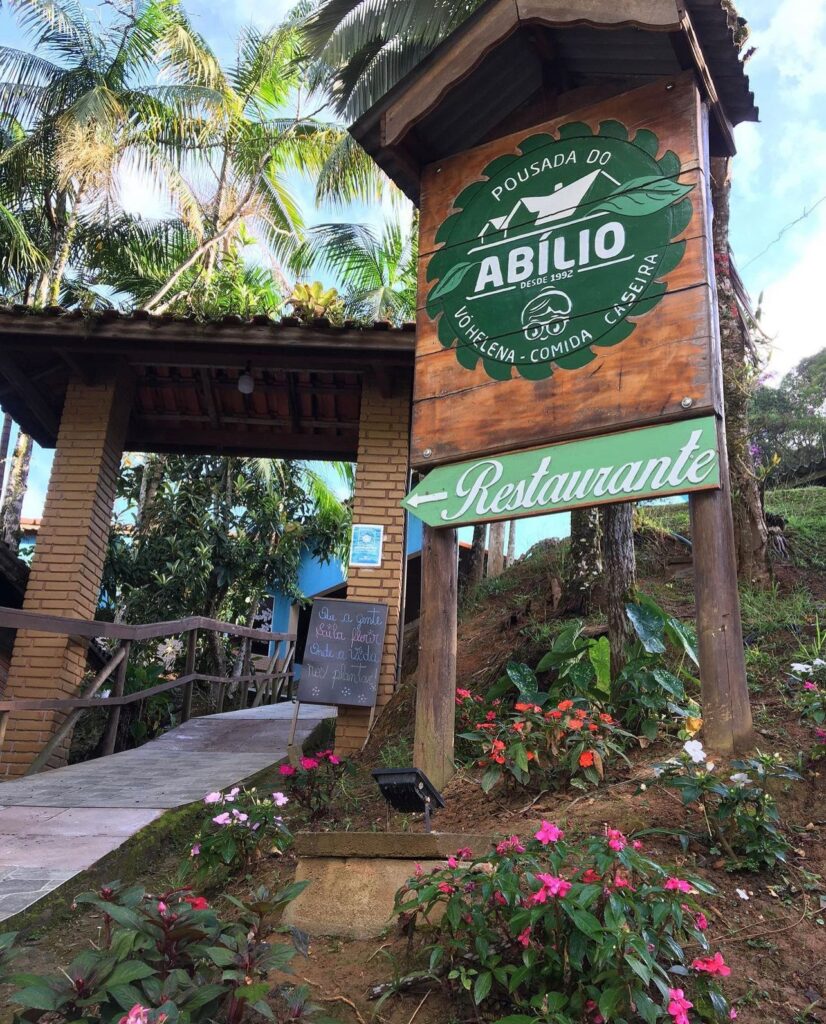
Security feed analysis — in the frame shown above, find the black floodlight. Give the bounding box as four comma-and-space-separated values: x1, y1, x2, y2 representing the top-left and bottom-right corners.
372, 767, 445, 832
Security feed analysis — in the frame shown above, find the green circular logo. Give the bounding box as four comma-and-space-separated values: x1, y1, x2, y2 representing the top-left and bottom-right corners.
425, 120, 694, 381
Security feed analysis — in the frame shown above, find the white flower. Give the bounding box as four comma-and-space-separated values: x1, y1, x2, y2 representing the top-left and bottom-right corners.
639, 783, 647, 791
735, 888, 749, 901
683, 739, 707, 764
814, 658, 826, 667
729, 772, 750, 787
791, 662, 812, 676
705, 762, 715, 772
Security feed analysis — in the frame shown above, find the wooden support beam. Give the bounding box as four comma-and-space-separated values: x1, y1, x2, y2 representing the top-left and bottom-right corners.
100, 641, 130, 756
286, 373, 301, 431
199, 369, 221, 429
689, 418, 753, 753
0, 353, 59, 437
182, 628, 197, 722
414, 524, 458, 790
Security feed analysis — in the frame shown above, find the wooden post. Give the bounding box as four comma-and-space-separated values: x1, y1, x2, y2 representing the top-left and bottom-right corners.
414, 524, 458, 790
182, 628, 197, 722
100, 640, 131, 757
690, 418, 753, 753
487, 520, 506, 578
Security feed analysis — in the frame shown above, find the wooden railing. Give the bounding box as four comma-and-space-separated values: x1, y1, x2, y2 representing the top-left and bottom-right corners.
0, 608, 296, 776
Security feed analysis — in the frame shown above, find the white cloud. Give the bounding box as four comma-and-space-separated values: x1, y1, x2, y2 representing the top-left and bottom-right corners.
756, 208, 826, 377
731, 122, 763, 200
749, 0, 826, 106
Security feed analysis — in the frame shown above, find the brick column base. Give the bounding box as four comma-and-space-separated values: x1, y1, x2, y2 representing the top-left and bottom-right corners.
335, 373, 411, 756
0, 369, 133, 777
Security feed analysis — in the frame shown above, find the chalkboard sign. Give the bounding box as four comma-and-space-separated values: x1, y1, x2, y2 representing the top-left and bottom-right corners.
297, 598, 389, 708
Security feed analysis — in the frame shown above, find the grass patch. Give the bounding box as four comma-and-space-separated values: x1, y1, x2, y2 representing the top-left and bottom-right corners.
766, 486, 826, 569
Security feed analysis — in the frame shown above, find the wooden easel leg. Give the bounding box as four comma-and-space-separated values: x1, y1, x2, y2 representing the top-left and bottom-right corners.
413, 524, 458, 790
689, 420, 754, 753
287, 700, 302, 765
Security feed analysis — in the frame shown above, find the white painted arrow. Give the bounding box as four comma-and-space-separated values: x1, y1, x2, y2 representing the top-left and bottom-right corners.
406, 490, 448, 508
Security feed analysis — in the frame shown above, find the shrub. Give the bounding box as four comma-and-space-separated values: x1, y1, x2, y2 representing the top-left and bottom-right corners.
0, 881, 308, 1023
275, 750, 353, 819
394, 826, 735, 1024
653, 741, 801, 871
457, 688, 629, 794
183, 785, 292, 884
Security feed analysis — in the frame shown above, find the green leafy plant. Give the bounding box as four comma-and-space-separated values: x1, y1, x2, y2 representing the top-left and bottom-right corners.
183, 785, 292, 884
653, 742, 802, 871
394, 827, 734, 1024
0, 881, 311, 1024
457, 685, 629, 794
276, 750, 354, 820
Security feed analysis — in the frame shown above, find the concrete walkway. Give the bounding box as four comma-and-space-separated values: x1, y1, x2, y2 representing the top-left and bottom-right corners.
0, 702, 335, 921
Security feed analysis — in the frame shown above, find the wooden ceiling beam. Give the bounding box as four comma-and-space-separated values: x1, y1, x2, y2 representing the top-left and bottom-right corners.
198, 368, 221, 429
0, 353, 59, 437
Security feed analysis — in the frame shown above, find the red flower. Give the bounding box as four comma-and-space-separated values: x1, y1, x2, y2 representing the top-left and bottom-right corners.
587, 723, 598, 732
546, 710, 562, 719
183, 895, 209, 911
692, 952, 730, 977
491, 739, 505, 751
558, 700, 574, 711
599, 713, 613, 723
581, 869, 602, 884
579, 750, 595, 767
574, 708, 587, 720
567, 718, 584, 731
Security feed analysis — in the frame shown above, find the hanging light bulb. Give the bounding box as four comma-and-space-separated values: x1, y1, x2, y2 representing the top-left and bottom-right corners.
237, 363, 255, 394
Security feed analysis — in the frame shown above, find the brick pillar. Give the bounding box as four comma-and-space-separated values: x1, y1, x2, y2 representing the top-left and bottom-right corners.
335, 372, 411, 755
0, 369, 133, 777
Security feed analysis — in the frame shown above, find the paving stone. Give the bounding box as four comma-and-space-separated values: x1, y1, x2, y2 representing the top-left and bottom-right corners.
0, 704, 334, 921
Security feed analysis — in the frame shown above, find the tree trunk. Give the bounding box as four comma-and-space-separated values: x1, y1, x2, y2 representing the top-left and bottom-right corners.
487, 520, 506, 578
710, 157, 770, 587
1, 431, 33, 552
506, 519, 517, 566
561, 507, 602, 615
0, 411, 12, 505
602, 502, 636, 677
465, 523, 487, 592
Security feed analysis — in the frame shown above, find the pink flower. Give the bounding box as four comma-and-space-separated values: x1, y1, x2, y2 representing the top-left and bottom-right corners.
606, 828, 626, 852
279, 764, 296, 776
534, 873, 571, 901
183, 895, 209, 910
204, 792, 222, 804
119, 1006, 152, 1024
496, 835, 525, 854
437, 882, 455, 895
190, 844, 200, 857
632, 840, 643, 851
447, 856, 458, 868
455, 847, 473, 859
817, 727, 826, 743
231, 809, 248, 822
729, 1010, 737, 1020
803, 681, 818, 691
157, 901, 167, 914
212, 812, 231, 825
517, 926, 531, 948
535, 820, 564, 845
667, 988, 693, 1024
455, 688, 472, 702
664, 877, 693, 893
328, 754, 341, 765
613, 873, 633, 889
695, 912, 708, 931
272, 792, 289, 807
692, 952, 731, 977
300, 756, 320, 770
492, 891, 507, 905
585, 1000, 605, 1024
414, 863, 423, 877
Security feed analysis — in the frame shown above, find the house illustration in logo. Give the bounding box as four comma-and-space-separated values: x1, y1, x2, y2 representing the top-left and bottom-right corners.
479, 168, 616, 239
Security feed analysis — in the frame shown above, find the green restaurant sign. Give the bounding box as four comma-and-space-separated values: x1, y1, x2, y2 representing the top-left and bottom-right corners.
402, 418, 719, 528
425, 121, 694, 381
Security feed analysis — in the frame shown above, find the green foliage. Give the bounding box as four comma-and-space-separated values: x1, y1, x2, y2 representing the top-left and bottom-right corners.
182, 785, 292, 886
103, 455, 349, 636
457, 686, 629, 794
275, 750, 354, 820
394, 830, 734, 1024
0, 880, 314, 1024
654, 745, 801, 872
377, 735, 413, 768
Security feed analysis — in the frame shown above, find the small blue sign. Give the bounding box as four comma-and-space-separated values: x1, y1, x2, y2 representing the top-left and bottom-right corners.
350, 524, 384, 568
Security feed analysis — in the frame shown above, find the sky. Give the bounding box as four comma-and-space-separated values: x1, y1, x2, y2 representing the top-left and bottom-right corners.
3, 0, 825, 555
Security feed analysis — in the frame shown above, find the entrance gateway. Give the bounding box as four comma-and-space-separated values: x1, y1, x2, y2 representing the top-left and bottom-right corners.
350, 0, 758, 787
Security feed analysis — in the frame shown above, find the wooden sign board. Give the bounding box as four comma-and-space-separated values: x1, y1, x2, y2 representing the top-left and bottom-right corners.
297, 598, 389, 708
403, 417, 719, 528
412, 73, 716, 469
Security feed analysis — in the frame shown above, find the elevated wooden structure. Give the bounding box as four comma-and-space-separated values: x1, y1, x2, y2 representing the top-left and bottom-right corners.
0, 307, 415, 777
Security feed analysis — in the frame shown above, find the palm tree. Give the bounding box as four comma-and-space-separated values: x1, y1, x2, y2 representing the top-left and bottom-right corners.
305, 0, 485, 119
0, 0, 222, 306
1, 430, 32, 552
292, 215, 417, 323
